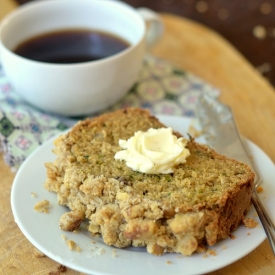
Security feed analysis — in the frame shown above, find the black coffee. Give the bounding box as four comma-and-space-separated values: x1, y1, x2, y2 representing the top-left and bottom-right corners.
13, 29, 130, 64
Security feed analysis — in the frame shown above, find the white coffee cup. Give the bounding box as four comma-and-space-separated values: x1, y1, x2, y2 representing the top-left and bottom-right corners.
0, 0, 163, 116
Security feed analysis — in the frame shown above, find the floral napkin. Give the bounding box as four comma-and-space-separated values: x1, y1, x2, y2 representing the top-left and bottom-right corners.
0, 55, 219, 171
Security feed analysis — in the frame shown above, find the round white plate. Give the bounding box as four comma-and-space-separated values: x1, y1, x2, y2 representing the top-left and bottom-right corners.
11, 115, 275, 275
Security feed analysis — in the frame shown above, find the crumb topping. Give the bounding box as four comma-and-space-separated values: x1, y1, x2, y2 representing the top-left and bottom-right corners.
44, 108, 254, 256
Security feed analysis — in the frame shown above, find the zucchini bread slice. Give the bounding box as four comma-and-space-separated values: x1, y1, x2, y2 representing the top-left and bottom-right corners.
44, 108, 255, 256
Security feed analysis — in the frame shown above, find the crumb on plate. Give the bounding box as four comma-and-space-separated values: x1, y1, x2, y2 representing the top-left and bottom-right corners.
256, 186, 264, 193
207, 249, 217, 256
112, 249, 118, 258
96, 248, 105, 255
66, 240, 76, 250
61, 234, 67, 240
243, 217, 259, 229
34, 200, 50, 213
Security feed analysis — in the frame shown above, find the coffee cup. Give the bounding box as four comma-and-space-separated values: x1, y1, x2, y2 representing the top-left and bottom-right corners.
0, 0, 163, 116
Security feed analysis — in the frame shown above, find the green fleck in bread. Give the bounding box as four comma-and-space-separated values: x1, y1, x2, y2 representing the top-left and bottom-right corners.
44, 108, 254, 256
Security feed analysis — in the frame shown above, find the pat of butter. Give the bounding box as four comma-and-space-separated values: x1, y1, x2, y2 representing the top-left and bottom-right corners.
114, 128, 190, 174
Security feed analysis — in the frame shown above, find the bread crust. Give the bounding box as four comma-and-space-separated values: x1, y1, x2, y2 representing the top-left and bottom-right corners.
44, 108, 254, 255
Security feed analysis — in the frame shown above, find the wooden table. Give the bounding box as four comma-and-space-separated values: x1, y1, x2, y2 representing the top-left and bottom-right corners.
1, 1, 275, 274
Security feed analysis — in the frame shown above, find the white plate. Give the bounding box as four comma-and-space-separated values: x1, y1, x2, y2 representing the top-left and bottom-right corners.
11, 115, 275, 275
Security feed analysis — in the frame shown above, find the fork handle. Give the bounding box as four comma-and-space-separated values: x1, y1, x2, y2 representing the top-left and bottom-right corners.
251, 191, 275, 256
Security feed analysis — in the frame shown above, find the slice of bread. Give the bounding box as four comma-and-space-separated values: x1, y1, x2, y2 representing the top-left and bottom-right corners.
44, 108, 254, 255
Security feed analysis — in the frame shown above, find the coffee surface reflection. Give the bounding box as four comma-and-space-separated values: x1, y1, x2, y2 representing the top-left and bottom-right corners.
13, 29, 130, 63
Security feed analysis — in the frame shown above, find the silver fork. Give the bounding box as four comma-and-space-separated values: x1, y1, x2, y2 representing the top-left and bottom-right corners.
252, 178, 275, 254
197, 94, 275, 256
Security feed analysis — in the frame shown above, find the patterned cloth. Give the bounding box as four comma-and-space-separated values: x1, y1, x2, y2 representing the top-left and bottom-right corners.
0, 55, 219, 171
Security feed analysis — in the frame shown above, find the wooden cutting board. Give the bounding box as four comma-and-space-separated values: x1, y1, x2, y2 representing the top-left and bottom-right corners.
1, 12, 275, 275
